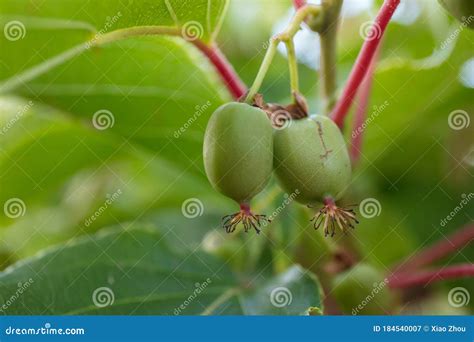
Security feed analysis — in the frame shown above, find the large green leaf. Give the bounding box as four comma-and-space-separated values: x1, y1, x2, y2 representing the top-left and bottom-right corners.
0, 1, 232, 224
0, 0, 231, 180
0, 225, 322, 315
0, 95, 127, 209
0, 0, 228, 80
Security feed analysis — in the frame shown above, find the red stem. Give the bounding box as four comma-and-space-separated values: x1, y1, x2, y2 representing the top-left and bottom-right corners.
393, 224, 474, 274
293, 0, 306, 9
388, 263, 474, 289
349, 46, 380, 165
330, 0, 400, 128
192, 41, 247, 100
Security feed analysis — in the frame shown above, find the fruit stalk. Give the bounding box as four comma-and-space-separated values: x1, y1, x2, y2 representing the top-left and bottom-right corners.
330, 0, 400, 128
318, 0, 343, 114
285, 39, 300, 99
245, 5, 322, 103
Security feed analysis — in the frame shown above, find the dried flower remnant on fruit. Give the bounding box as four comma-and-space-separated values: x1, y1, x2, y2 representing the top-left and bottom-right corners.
273, 114, 357, 236
222, 203, 270, 234
311, 198, 358, 237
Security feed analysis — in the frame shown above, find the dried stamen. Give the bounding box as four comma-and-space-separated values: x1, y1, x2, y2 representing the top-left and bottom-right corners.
222, 203, 270, 234
310, 199, 359, 237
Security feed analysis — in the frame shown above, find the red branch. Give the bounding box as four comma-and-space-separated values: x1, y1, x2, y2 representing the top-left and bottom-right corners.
293, 0, 306, 9
349, 46, 380, 165
388, 264, 474, 289
192, 41, 247, 100
331, 0, 400, 128
388, 224, 474, 289
393, 224, 474, 274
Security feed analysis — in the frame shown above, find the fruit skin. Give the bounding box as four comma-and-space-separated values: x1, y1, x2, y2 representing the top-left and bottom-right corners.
203, 102, 273, 203
439, 0, 474, 29
332, 263, 393, 315
273, 115, 351, 204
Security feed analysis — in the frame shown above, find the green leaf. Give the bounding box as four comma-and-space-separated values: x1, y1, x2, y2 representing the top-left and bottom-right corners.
0, 95, 126, 212
0, 96, 219, 229
0, 0, 228, 80
0, 225, 322, 315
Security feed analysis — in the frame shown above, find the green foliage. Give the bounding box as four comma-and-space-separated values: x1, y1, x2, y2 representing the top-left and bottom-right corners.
0, 0, 472, 315
0, 225, 322, 315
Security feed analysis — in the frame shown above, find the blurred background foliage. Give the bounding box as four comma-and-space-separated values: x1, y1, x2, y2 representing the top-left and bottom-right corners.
0, 0, 472, 314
